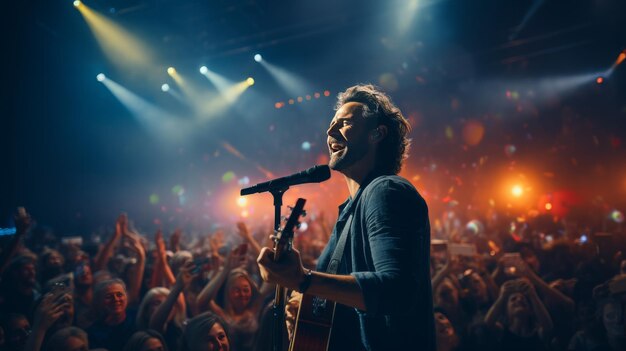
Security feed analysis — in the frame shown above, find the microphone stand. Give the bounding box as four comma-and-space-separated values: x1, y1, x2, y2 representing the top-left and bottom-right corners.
269, 186, 288, 351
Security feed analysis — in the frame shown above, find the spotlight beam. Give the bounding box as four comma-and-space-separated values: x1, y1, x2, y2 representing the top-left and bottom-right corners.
100, 78, 186, 139
258, 59, 313, 97
74, 2, 154, 71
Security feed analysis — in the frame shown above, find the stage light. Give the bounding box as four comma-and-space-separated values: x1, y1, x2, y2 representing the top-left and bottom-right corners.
199, 66, 208, 74
254, 54, 262, 62
96, 73, 106, 82
314, 92, 320, 98
596, 77, 604, 84
545, 203, 552, 210
237, 196, 248, 207
73, 0, 81, 7
323, 90, 330, 97
246, 77, 255, 86
161, 83, 170, 92
167, 67, 176, 75
511, 185, 523, 197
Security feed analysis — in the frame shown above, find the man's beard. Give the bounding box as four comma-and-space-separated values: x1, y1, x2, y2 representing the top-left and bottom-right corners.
328, 143, 368, 172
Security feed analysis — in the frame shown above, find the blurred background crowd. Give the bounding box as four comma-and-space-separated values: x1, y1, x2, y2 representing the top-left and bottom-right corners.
1, 204, 626, 351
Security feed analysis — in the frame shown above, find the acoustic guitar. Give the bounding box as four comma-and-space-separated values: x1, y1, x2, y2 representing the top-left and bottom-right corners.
271, 198, 307, 351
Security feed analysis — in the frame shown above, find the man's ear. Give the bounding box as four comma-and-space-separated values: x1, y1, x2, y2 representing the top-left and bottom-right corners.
369, 125, 388, 144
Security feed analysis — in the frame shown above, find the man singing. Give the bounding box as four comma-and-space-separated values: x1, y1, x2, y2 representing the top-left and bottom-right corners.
257, 84, 436, 351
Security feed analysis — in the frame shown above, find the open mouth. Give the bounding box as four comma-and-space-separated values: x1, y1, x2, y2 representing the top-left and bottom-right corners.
330, 143, 346, 154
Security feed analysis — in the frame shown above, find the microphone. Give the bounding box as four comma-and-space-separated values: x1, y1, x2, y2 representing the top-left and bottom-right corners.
240, 165, 331, 195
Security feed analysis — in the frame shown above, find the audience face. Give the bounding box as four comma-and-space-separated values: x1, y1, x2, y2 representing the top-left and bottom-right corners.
16, 262, 37, 293
434, 311, 455, 338
506, 292, 530, 320
63, 335, 89, 351
75, 263, 93, 287
602, 300, 625, 338
207, 323, 229, 351
140, 337, 165, 351
100, 283, 128, 317
45, 251, 64, 269
435, 279, 459, 308
4, 315, 30, 351
466, 272, 488, 303
434, 312, 458, 351
228, 276, 252, 311
147, 293, 167, 319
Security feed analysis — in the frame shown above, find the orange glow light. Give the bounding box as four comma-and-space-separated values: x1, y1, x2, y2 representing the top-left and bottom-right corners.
236, 196, 247, 207
511, 185, 523, 197
545, 202, 552, 210
616, 52, 626, 66
596, 77, 604, 84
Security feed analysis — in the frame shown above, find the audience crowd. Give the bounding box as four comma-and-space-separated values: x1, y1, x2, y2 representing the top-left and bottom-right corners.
1, 205, 625, 351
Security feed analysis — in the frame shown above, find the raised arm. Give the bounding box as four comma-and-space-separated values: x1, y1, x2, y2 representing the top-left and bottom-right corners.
196, 248, 246, 313
24, 292, 71, 351
156, 229, 176, 286
520, 260, 575, 312
236, 222, 262, 257
521, 279, 553, 336
93, 214, 125, 271
0, 208, 30, 275
484, 280, 515, 328
123, 230, 146, 305
149, 261, 194, 332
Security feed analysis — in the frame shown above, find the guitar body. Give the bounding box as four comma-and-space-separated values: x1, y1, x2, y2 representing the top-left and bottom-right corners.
289, 294, 336, 351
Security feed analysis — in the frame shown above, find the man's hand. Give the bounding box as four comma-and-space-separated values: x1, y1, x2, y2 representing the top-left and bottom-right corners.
257, 247, 306, 290
285, 291, 302, 341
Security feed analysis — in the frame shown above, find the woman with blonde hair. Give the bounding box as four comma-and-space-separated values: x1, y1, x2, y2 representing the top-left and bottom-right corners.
197, 247, 270, 351
136, 288, 185, 330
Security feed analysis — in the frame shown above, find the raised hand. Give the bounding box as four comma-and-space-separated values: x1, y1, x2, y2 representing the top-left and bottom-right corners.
176, 260, 198, 290
125, 233, 146, 259
33, 292, 70, 330
226, 245, 248, 270
170, 229, 182, 252
14, 207, 31, 235
115, 213, 128, 237
499, 279, 519, 299
155, 229, 167, 258
236, 221, 250, 238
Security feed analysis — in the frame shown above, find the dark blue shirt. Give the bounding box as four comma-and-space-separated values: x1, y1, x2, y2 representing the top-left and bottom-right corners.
316, 174, 436, 351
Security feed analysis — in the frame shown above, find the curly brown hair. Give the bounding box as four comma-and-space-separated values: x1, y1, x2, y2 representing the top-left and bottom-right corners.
335, 84, 411, 174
